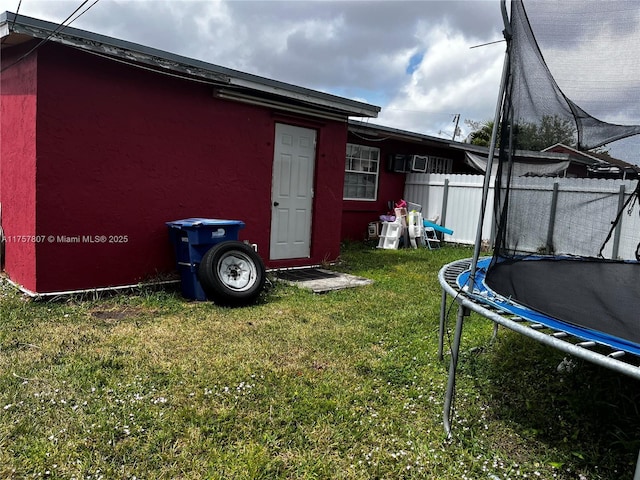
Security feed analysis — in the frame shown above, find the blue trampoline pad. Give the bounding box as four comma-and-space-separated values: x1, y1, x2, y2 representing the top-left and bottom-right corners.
458, 257, 640, 357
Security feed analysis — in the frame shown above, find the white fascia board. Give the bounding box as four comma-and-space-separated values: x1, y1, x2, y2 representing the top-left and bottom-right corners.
10, 22, 231, 85
228, 77, 380, 118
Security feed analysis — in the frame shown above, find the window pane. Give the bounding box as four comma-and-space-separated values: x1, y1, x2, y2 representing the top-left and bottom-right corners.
365, 185, 374, 198
343, 144, 380, 200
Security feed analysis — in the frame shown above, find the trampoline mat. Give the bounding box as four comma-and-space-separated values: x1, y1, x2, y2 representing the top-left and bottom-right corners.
485, 258, 640, 348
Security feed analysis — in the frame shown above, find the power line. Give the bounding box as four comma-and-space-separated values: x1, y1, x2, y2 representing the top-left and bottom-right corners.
0, 0, 22, 45
12, 0, 22, 26
1, 0, 101, 74
68, 0, 100, 25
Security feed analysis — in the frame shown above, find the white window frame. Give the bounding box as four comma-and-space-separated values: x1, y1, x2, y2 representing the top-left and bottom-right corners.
344, 143, 380, 201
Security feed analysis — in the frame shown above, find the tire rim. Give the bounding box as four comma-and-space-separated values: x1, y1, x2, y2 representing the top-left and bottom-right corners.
216, 250, 257, 292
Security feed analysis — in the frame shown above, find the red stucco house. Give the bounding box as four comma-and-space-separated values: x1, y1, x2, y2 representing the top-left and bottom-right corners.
342, 121, 479, 240
1, 12, 381, 295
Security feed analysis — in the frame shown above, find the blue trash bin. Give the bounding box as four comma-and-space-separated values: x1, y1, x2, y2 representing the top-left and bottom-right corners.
166, 218, 245, 300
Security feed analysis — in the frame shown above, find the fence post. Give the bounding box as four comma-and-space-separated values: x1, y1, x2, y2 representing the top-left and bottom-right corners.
546, 182, 559, 254
612, 184, 626, 260
440, 178, 449, 226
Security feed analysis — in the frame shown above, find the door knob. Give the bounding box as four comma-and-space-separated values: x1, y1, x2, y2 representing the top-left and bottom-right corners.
273, 201, 279, 207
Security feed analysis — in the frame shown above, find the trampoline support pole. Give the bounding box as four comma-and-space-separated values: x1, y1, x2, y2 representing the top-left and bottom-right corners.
468, 0, 511, 289
438, 288, 447, 360
445, 0, 511, 438
443, 304, 468, 436
490, 323, 499, 345
635, 449, 640, 480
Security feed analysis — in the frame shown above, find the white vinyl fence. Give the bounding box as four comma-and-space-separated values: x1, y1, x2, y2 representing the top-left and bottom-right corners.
404, 174, 495, 245
404, 173, 640, 259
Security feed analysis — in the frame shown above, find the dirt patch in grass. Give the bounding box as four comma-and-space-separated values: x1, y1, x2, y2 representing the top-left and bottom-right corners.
89, 306, 156, 323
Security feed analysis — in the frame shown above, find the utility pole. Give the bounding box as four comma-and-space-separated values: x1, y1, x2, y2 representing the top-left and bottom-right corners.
452, 114, 460, 141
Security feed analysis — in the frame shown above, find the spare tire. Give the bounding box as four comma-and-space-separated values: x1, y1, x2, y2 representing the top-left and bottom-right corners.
197, 241, 266, 306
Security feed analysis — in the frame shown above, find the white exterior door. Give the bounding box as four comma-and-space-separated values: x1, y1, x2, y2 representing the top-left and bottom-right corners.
270, 123, 316, 260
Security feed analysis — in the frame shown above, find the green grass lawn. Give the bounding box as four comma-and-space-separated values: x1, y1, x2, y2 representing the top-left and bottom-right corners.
1, 243, 639, 479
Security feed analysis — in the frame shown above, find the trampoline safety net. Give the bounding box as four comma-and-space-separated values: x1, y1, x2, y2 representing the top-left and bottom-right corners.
487, 0, 640, 346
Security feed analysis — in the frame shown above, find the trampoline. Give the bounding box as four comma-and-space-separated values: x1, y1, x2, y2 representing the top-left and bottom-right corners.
440, 1, 640, 477
440, 257, 640, 377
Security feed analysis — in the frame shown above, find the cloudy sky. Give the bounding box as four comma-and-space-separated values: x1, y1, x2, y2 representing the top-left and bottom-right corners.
9, 0, 507, 141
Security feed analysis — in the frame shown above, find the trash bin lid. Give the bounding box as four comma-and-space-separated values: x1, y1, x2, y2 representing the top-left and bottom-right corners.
166, 218, 245, 228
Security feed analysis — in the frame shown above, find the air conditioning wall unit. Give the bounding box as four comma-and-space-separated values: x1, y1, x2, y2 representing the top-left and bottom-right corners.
410, 155, 429, 173
387, 154, 410, 173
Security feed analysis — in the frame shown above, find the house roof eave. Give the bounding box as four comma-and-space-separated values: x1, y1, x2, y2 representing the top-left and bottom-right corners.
348, 120, 467, 148
1, 11, 380, 119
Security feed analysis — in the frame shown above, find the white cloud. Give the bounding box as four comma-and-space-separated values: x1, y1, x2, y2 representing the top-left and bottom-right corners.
11, 0, 506, 138
377, 23, 504, 139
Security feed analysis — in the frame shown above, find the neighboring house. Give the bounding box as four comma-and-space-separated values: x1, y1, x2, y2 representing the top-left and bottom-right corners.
0, 12, 380, 294
341, 121, 480, 240
543, 143, 640, 179
453, 142, 639, 179
463, 148, 572, 177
